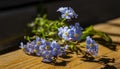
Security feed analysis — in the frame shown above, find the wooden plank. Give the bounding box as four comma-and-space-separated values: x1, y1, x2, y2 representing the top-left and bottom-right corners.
94, 18, 120, 43
69, 49, 120, 69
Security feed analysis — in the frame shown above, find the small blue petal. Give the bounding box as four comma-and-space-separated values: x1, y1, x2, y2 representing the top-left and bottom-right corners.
19, 42, 24, 49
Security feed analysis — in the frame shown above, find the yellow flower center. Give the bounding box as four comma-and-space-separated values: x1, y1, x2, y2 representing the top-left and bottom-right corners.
37, 41, 41, 45
65, 32, 68, 36
53, 48, 57, 51
45, 46, 50, 50
74, 34, 79, 37
90, 44, 93, 47
65, 12, 69, 16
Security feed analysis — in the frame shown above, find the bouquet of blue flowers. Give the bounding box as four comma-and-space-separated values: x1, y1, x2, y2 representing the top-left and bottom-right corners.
19, 7, 112, 63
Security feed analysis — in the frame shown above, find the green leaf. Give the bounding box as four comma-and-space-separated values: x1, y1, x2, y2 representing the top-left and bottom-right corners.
81, 25, 112, 43
81, 25, 94, 40
24, 36, 30, 42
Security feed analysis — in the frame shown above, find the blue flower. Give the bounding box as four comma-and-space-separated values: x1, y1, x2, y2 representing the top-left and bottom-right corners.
51, 41, 61, 56
62, 27, 70, 41
27, 42, 35, 53
86, 36, 98, 56
70, 23, 83, 41
44, 42, 52, 50
58, 23, 83, 41
73, 23, 83, 41
58, 26, 70, 41
57, 7, 78, 19
21, 42, 34, 54
41, 50, 53, 62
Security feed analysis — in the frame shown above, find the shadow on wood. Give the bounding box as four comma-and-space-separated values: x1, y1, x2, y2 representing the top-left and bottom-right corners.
94, 38, 117, 51
101, 64, 117, 69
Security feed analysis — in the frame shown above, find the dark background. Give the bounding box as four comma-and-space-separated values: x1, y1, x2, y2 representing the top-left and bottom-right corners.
0, 0, 120, 53
0, 0, 120, 39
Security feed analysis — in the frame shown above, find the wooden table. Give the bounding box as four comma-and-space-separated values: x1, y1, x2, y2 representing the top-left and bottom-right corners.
0, 18, 120, 69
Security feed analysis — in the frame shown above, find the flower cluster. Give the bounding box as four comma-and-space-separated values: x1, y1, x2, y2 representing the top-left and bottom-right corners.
57, 7, 78, 19
20, 6, 100, 63
57, 7, 99, 57
58, 22, 83, 41
20, 37, 68, 62
86, 36, 98, 56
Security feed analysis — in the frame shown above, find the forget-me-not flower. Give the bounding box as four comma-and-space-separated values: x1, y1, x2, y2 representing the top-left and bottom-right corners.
57, 7, 78, 19
86, 36, 98, 56
58, 23, 83, 41
51, 41, 61, 56
41, 50, 53, 62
